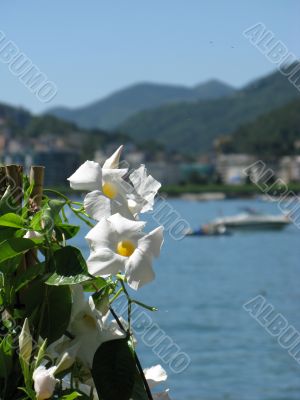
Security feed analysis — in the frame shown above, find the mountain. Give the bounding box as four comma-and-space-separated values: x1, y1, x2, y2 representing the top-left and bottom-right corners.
0, 102, 131, 160
0, 102, 31, 132
193, 79, 235, 98
119, 66, 300, 154
45, 80, 235, 130
219, 99, 300, 157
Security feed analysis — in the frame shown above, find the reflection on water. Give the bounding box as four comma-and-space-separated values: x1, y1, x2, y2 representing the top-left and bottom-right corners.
71, 198, 300, 400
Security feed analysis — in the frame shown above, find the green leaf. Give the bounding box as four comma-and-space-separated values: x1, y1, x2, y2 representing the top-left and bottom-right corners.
29, 210, 43, 231
0, 213, 25, 229
0, 335, 13, 379
130, 372, 148, 400
82, 276, 107, 292
46, 271, 90, 286
92, 338, 136, 400
41, 208, 55, 233
48, 199, 66, 215
43, 199, 66, 231
34, 338, 47, 371
0, 227, 18, 242
23, 176, 34, 203
0, 254, 23, 275
46, 246, 90, 286
92, 285, 110, 315
0, 187, 18, 216
55, 223, 80, 240
25, 280, 72, 344
40, 285, 72, 343
61, 392, 83, 399
0, 237, 43, 264
15, 262, 45, 292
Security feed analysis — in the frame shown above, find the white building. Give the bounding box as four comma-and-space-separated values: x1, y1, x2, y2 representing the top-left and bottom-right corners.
279, 156, 300, 183
216, 154, 257, 184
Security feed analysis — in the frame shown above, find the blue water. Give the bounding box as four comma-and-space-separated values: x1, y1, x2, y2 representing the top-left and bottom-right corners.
71, 198, 300, 400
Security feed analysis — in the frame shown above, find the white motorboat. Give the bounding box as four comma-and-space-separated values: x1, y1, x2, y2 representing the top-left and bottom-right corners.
212, 209, 291, 231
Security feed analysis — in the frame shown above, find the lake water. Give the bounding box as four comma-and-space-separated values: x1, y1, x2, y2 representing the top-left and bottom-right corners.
71, 198, 300, 400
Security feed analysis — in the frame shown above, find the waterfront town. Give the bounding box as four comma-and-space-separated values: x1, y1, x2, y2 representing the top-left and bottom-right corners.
0, 117, 299, 188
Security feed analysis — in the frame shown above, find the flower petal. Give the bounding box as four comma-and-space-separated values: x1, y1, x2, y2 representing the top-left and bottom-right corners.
84, 191, 112, 220
102, 171, 134, 198
85, 218, 117, 249
129, 165, 161, 212
68, 161, 102, 191
33, 365, 58, 400
125, 251, 154, 290
138, 226, 164, 258
70, 285, 87, 323
108, 213, 146, 237
102, 168, 128, 181
103, 145, 123, 169
87, 248, 125, 276
144, 365, 167, 388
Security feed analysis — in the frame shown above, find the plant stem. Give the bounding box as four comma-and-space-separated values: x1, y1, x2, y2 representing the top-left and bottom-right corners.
43, 188, 70, 202
70, 206, 94, 227
109, 287, 123, 304
119, 279, 132, 331
44, 189, 82, 206
134, 352, 154, 400
109, 306, 126, 333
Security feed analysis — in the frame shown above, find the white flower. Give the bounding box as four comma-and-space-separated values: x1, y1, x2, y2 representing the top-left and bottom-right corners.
68, 147, 161, 222
19, 318, 32, 364
54, 346, 77, 375
65, 286, 126, 368
144, 365, 167, 388
153, 389, 172, 399
67, 146, 127, 192
24, 230, 43, 239
67, 160, 103, 191
67, 147, 133, 220
86, 164, 161, 221
128, 165, 161, 215
85, 213, 164, 290
33, 365, 58, 400
144, 365, 172, 399
83, 173, 134, 221
103, 145, 123, 169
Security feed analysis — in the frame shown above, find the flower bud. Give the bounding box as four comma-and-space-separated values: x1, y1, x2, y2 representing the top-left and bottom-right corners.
55, 349, 76, 374
33, 366, 58, 400
19, 318, 32, 364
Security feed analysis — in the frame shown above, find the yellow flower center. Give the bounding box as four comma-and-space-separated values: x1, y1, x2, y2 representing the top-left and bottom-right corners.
117, 240, 135, 257
83, 314, 97, 329
102, 182, 118, 199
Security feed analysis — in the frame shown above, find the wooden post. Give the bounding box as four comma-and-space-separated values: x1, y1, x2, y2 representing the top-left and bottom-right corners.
25, 166, 45, 268
30, 165, 45, 208
0, 166, 7, 197
5, 164, 23, 208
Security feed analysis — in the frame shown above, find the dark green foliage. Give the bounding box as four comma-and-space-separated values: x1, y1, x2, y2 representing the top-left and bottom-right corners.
221, 99, 300, 157
119, 67, 300, 154
0, 104, 132, 160
46, 246, 91, 286
46, 80, 235, 130
24, 280, 72, 344
92, 339, 136, 400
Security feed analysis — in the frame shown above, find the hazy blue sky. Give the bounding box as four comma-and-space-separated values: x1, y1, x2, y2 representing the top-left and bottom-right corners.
0, 0, 299, 113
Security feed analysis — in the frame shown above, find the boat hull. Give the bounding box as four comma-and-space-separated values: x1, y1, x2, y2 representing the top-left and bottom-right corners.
213, 213, 291, 231
223, 221, 289, 230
